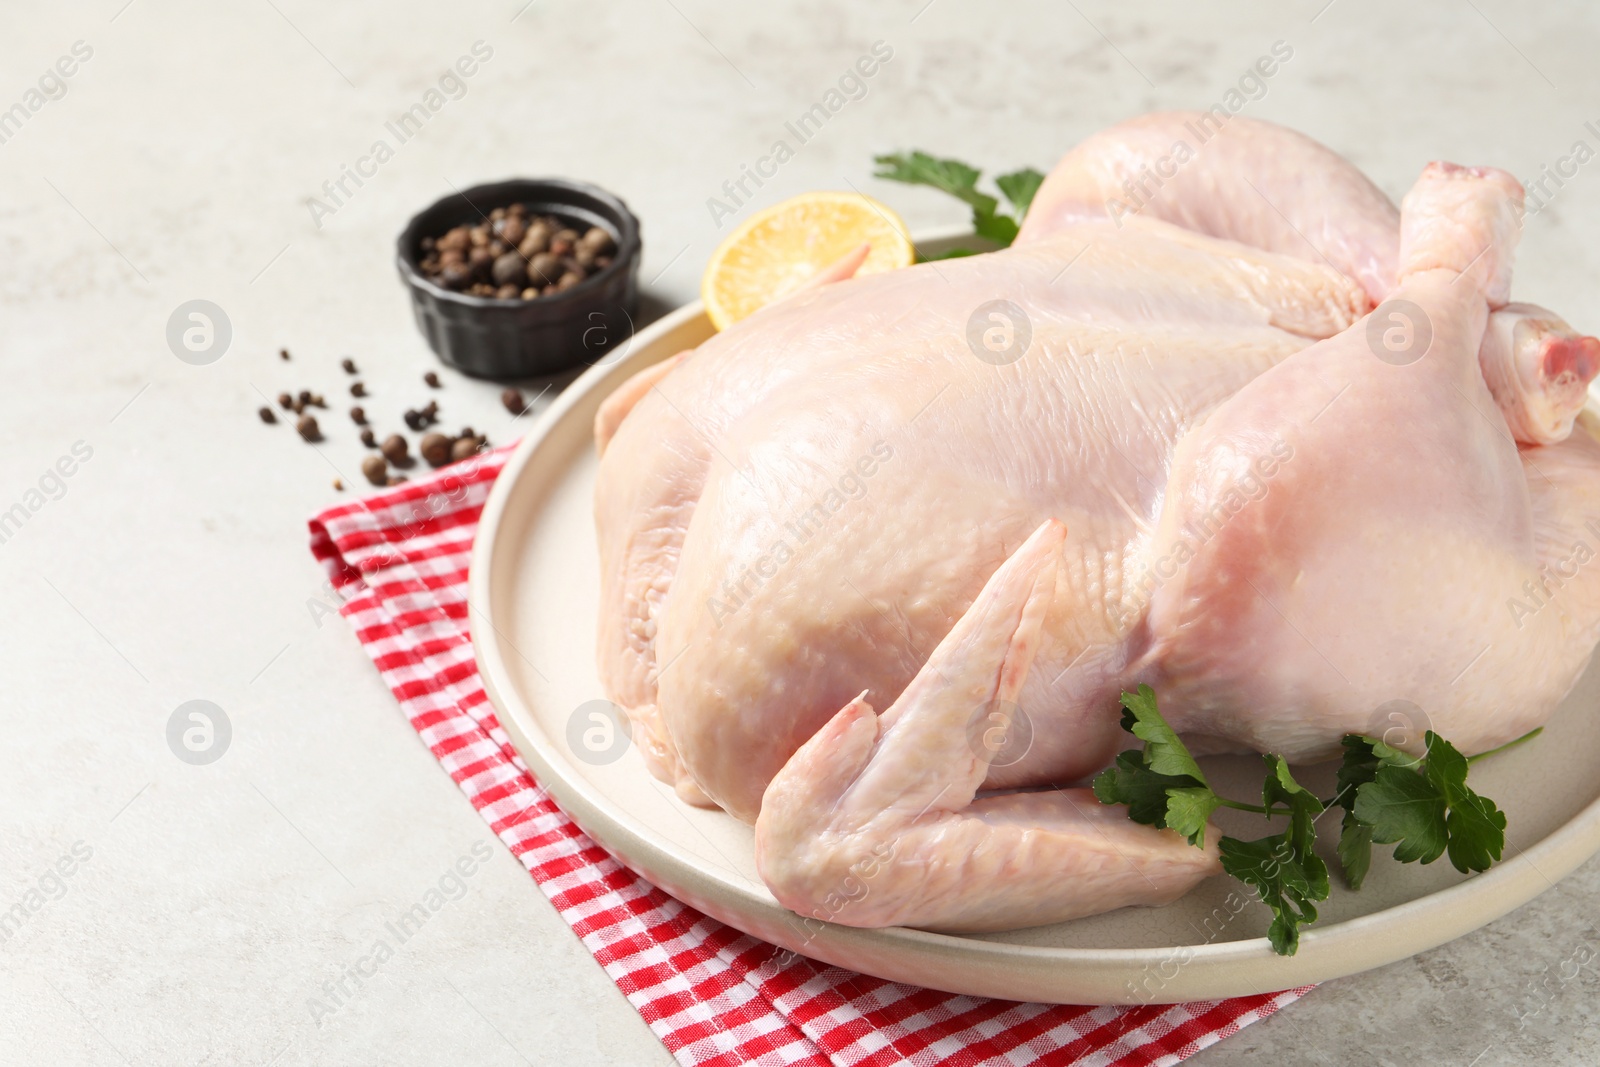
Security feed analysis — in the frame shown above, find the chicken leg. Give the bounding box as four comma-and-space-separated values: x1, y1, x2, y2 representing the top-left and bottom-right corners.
1141, 162, 1600, 759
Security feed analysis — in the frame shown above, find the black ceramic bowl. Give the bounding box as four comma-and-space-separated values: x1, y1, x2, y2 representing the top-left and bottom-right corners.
397, 179, 641, 379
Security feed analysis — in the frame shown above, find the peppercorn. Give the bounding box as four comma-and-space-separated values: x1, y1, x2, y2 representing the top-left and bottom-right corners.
501, 387, 526, 415
557, 271, 583, 291
332, 478, 344, 491
381, 434, 409, 465
423, 371, 440, 388
451, 435, 484, 462
258, 406, 277, 424
580, 226, 615, 255
528, 252, 563, 286
491, 251, 527, 288
361, 454, 388, 486
341, 357, 357, 374
279, 348, 290, 361
359, 427, 377, 448
350, 381, 367, 397
277, 392, 293, 410
296, 414, 321, 442
495, 215, 526, 247
550, 228, 579, 257
518, 222, 552, 258
350, 406, 366, 425
386, 475, 408, 486
419, 432, 452, 468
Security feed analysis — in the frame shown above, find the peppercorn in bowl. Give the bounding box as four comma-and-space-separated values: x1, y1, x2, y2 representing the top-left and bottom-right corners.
397, 178, 641, 379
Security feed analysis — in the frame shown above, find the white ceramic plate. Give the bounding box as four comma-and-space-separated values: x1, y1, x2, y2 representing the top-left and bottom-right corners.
469, 235, 1600, 1004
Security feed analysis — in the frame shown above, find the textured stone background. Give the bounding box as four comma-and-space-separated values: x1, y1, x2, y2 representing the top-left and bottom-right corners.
1, 1, 1597, 1063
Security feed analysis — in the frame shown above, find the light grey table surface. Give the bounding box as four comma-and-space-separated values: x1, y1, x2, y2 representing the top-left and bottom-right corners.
3, 1, 1598, 1064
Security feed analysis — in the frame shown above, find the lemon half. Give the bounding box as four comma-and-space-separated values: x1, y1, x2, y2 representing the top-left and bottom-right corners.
701, 191, 915, 330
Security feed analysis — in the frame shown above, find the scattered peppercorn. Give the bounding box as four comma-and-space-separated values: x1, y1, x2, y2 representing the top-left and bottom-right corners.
451, 435, 486, 462
277, 392, 293, 410
259, 406, 277, 424
424, 371, 440, 388
350, 406, 366, 425
332, 478, 344, 491
386, 474, 407, 486
279, 348, 290, 361
298, 389, 312, 407
381, 434, 410, 466
341, 358, 357, 374
419, 432, 452, 468
351, 381, 367, 397
359, 427, 377, 448
501, 387, 526, 415
361, 454, 388, 486
296, 414, 321, 442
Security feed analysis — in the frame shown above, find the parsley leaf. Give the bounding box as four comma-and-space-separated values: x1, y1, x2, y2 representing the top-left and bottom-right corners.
1332, 735, 1385, 889
1219, 835, 1322, 956
1091, 687, 1219, 846
1336, 818, 1374, 892
1217, 756, 1330, 956
1164, 786, 1223, 849
971, 209, 1019, 248
872, 151, 995, 214
995, 168, 1045, 219
1120, 684, 1209, 785
1445, 790, 1509, 873
872, 151, 1042, 252
1355, 761, 1449, 864
1092, 750, 1196, 828
1352, 730, 1507, 874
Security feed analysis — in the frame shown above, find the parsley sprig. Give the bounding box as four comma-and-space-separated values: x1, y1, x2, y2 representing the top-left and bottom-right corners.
872, 151, 1043, 258
1092, 686, 1530, 956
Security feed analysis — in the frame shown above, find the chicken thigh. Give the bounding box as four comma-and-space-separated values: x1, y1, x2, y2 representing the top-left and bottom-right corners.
592, 114, 1600, 931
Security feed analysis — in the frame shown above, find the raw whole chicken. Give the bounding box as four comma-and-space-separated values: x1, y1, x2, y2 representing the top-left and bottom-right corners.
591, 112, 1600, 933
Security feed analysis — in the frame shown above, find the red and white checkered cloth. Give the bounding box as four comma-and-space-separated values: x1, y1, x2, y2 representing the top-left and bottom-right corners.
308, 441, 1311, 1067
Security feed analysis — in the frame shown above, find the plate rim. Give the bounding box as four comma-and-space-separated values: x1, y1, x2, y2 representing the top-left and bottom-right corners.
469, 250, 1600, 1003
